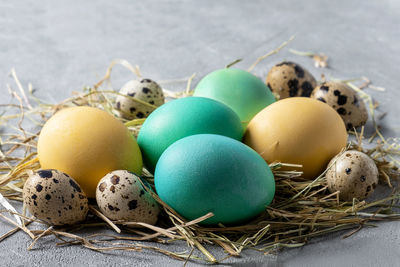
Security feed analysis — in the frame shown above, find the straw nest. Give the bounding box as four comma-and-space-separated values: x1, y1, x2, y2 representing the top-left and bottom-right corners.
0, 38, 398, 264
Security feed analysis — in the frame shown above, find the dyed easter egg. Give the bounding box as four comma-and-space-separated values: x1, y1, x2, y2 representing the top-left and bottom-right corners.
137, 97, 243, 173
194, 68, 276, 127
155, 134, 275, 225
37, 107, 143, 198
244, 97, 347, 179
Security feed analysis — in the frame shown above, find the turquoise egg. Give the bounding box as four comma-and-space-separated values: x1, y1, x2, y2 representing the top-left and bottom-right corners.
137, 97, 243, 173
154, 134, 275, 225
194, 68, 276, 127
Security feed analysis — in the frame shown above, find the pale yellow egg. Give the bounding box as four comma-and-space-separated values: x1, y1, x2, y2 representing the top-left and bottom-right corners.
244, 97, 347, 179
37, 106, 142, 197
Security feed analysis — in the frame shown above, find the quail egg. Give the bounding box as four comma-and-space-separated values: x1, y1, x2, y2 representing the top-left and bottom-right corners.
266, 61, 317, 99
23, 169, 89, 225
312, 81, 368, 130
96, 170, 160, 224
115, 78, 165, 120
326, 150, 379, 201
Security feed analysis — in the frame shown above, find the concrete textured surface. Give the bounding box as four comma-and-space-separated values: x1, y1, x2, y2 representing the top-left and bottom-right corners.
0, 0, 399, 266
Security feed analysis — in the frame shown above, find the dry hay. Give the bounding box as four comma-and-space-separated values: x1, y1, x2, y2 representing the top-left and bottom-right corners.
0, 38, 399, 264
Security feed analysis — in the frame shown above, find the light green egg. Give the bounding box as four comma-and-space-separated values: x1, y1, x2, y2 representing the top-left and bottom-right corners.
194, 68, 276, 127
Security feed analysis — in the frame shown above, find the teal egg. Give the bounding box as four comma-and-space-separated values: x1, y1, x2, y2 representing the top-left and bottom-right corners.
137, 97, 243, 173
154, 134, 275, 225
194, 68, 276, 127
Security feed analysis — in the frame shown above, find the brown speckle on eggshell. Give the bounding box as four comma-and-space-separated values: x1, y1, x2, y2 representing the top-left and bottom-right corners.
312, 81, 368, 130
115, 79, 164, 120
266, 61, 317, 99
326, 150, 379, 201
95, 170, 160, 225
23, 169, 89, 225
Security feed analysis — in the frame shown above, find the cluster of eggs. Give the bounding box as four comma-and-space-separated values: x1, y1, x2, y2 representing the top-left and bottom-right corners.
266, 62, 368, 130
264, 61, 376, 199
115, 78, 165, 120
23, 61, 379, 226
24, 107, 159, 225
24, 169, 159, 225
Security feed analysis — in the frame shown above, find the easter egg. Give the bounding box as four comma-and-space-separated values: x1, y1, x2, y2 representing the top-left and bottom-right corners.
23, 169, 89, 225
155, 134, 275, 225
115, 78, 164, 120
96, 170, 160, 224
194, 68, 276, 127
37, 106, 143, 198
137, 97, 243, 173
244, 97, 347, 179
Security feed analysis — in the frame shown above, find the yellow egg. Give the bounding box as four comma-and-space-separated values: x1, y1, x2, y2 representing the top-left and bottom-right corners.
37, 107, 142, 197
244, 97, 347, 178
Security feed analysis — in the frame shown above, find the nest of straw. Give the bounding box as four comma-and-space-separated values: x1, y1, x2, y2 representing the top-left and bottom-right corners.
0, 38, 399, 264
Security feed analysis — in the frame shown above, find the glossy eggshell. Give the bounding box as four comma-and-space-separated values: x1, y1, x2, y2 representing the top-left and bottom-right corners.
23, 169, 89, 225
96, 170, 159, 224
244, 97, 348, 179
194, 68, 276, 127
37, 107, 143, 198
137, 97, 243, 173
154, 134, 275, 225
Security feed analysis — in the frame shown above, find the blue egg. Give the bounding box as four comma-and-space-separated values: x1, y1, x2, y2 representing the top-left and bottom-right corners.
154, 134, 275, 225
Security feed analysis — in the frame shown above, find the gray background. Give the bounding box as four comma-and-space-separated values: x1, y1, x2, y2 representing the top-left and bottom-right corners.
0, 0, 399, 266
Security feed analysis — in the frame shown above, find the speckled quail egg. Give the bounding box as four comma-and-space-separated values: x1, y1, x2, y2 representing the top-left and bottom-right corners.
23, 169, 89, 225
115, 78, 165, 120
266, 61, 317, 99
326, 150, 379, 201
312, 81, 368, 130
96, 170, 160, 224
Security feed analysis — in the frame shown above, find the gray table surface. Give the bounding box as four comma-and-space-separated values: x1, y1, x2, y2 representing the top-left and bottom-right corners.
0, 0, 399, 266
